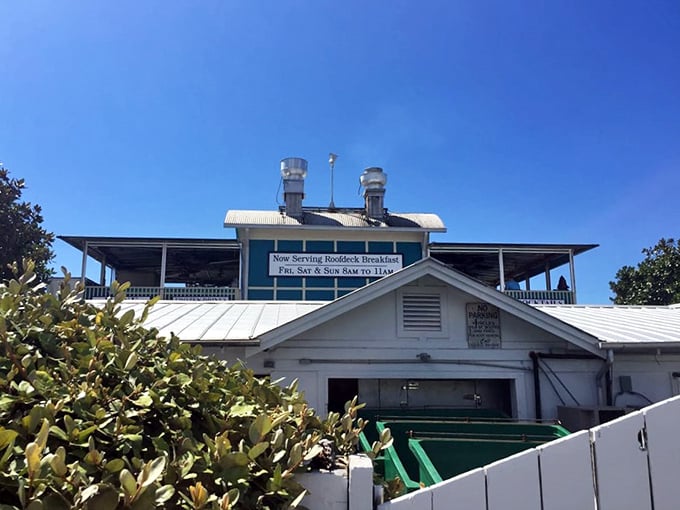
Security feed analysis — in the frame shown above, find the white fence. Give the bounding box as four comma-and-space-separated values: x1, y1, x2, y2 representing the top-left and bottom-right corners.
378, 395, 680, 510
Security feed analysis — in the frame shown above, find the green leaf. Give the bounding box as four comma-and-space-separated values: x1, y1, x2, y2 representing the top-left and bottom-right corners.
288, 443, 302, 469
105, 458, 126, 473
229, 403, 255, 417
120, 309, 135, 327
48, 447, 67, 477
120, 469, 137, 497
124, 352, 138, 371
83, 485, 119, 510
26, 500, 43, 510
18, 380, 36, 396
80, 485, 99, 502
249, 414, 272, 444
132, 394, 153, 408
36, 418, 50, 450
48, 425, 68, 441
155, 485, 175, 504
272, 449, 286, 464
289, 489, 307, 508
140, 456, 166, 488
223, 488, 239, 508
77, 425, 98, 443
41, 493, 71, 510
248, 442, 269, 460
224, 452, 249, 468
303, 443, 323, 461
0, 428, 18, 449
0, 396, 16, 412
63, 415, 75, 435
25, 442, 41, 477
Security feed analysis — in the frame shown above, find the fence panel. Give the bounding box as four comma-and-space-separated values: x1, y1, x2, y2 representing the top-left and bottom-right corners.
591, 411, 651, 510
431, 468, 486, 510
538, 430, 596, 510
485, 449, 540, 510
644, 395, 680, 510
378, 397, 680, 510
378, 487, 432, 510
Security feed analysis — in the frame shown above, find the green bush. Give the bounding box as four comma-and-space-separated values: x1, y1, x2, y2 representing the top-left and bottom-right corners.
0, 263, 391, 509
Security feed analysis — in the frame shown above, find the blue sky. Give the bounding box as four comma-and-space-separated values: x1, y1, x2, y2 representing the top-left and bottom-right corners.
1, 1, 679, 304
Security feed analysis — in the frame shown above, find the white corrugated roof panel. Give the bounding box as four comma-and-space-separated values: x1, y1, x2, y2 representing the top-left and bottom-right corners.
533, 304, 680, 346
110, 301, 327, 343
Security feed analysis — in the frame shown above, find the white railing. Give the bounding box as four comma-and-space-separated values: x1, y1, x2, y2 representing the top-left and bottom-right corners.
84, 286, 240, 301
504, 290, 575, 304
378, 395, 680, 510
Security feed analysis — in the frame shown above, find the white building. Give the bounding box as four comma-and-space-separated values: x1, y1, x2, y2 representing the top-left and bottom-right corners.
61, 157, 680, 427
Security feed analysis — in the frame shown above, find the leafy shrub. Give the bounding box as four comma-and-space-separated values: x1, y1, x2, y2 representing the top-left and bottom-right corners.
0, 263, 391, 509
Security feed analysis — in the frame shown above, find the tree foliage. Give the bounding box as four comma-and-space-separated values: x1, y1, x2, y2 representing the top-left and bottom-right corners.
0, 166, 55, 283
0, 263, 391, 510
609, 238, 680, 305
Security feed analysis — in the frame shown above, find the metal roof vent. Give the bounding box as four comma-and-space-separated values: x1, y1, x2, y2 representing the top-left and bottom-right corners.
360, 167, 387, 220
280, 157, 307, 218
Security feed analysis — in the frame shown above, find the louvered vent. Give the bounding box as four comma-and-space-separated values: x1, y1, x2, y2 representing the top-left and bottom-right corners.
402, 293, 442, 331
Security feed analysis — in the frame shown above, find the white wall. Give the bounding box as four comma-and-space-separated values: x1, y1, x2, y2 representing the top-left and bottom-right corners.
203, 277, 680, 422
254, 276, 608, 419
612, 354, 680, 407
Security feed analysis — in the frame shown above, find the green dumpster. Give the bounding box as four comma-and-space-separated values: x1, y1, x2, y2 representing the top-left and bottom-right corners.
375, 419, 569, 492
409, 436, 547, 486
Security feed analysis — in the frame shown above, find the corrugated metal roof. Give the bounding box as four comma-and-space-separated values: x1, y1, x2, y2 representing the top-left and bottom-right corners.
111, 301, 327, 343
533, 304, 680, 346
107, 300, 680, 349
224, 210, 446, 231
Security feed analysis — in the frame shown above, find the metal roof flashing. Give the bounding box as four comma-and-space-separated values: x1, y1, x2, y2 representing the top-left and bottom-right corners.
223, 209, 446, 232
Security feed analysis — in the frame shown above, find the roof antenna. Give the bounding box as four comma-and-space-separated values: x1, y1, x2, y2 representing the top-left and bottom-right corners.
328, 152, 338, 210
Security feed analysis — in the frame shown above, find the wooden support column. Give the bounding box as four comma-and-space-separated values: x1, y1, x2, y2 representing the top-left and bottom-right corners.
544, 260, 551, 291
498, 249, 506, 291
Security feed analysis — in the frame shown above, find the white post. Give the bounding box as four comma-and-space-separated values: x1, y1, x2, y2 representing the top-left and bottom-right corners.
80, 241, 88, 287
569, 249, 577, 303
348, 455, 374, 510
498, 249, 506, 291
241, 233, 249, 300
99, 255, 107, 286
159, 243, 168, 298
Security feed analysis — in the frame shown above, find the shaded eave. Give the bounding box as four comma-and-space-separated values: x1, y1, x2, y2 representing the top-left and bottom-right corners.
231, 224, 445, 233
430, 242, 598, 285
598, 342, 680, 353
60, 235, 240, 250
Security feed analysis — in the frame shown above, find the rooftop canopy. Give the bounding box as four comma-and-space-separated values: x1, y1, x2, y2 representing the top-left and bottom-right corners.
58, 236, 241, 286
430, 242, 598, 287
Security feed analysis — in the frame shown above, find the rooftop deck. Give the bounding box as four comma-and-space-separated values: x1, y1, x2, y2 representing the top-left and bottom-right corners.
84, 285, 240, 301
82, 285, 571, 306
